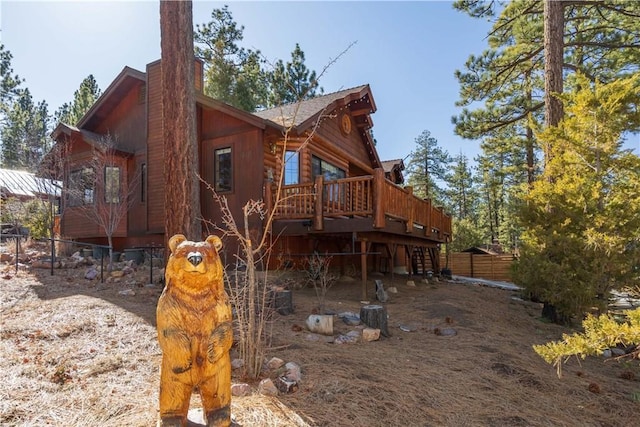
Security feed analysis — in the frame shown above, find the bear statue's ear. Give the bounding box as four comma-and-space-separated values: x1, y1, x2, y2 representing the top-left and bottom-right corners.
168, 234, 187, 253
206, 235, 223, 251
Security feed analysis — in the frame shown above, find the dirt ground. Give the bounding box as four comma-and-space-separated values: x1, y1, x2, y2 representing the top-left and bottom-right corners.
1, 258, 639, 427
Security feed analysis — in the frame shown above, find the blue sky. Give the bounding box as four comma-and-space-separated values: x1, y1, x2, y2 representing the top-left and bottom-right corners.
1, 1, 494, 162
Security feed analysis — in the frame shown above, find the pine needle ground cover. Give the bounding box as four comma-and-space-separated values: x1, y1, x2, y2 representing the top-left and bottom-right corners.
1, 265, 638, 426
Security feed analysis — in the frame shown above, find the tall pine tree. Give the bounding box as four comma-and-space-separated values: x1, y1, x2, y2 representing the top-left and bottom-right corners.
1, 88, 50, 171
268, 43, 323, 106
453, 0, 640, 171
406, 129, 451, 205
55, 75, 102, 126
194, 5, 268, 112
513, 74, 640, 322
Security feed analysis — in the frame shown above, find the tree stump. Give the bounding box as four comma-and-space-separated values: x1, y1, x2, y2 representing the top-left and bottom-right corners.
360, 304, 390, 337
272, 289, 293, 315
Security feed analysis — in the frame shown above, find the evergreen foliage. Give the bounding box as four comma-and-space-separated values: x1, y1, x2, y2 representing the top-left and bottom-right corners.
533, 307, 640, 378
453, 0, 640, 191
194, 6, 322, 111
449, 217, 485, 252
54, 75, 102, 126
406, 129, 451, 205
194, 5, 268, 112
21, 198, 52, 239
1, 88, 50, 171
268, 43, 323, 106
0, 44, 23, 121
513, 74, 640, 321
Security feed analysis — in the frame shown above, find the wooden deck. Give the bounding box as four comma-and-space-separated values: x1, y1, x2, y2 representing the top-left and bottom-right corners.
265, 168, 451, 299
265, 168, 451, 244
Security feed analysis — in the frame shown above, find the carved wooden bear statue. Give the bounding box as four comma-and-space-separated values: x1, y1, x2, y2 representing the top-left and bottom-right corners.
157, 234, 233, 427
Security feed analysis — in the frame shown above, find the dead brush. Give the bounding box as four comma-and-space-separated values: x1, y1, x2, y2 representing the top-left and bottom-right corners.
304, 252, 337, 314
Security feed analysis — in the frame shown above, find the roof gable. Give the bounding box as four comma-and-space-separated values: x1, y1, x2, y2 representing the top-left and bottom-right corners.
76, 66, 146, 131
254, 85, 376, 131
255, 85, 381, 168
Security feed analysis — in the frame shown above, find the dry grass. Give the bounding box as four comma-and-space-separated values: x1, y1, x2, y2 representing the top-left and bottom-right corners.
1, 261, 639, 427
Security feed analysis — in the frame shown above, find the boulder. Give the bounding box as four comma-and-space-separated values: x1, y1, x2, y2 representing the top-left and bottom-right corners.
258, 378, 279, 396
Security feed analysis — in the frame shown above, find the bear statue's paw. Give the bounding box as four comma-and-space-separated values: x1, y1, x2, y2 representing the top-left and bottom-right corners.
158, 415, 185, 427
206, 405, 231, 427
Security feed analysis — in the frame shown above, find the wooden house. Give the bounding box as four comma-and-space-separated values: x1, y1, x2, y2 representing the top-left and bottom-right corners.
51, 58, 451, 295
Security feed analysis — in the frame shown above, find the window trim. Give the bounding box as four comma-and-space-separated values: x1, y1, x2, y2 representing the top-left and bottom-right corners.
141, 163, 146, 203
68, 167, 95, 207
104, 165, 120, 204
311, 155, 346, 181
214, 146, 233, 193
284, 150, 300, 185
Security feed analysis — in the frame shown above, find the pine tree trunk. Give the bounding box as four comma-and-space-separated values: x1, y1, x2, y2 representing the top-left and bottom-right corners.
543, 0, 565, 156
160, 0, 202, 242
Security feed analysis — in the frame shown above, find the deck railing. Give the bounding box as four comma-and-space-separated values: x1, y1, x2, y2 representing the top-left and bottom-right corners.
265, 168, 451, 242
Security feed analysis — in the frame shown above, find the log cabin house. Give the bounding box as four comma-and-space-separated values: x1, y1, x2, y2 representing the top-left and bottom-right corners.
50, 58, 451, 296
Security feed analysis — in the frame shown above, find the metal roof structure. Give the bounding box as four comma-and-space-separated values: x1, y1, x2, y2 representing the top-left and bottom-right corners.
0, 168, 61, 199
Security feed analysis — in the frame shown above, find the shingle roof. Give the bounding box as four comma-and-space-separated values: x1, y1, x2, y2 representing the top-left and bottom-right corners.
381, 159, 404, 173
254, 85, 372, 131
0, 168, 61, 198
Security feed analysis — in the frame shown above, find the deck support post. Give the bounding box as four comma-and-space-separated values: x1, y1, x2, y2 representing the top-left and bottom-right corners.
373, 168, 385, 229
406, 244, 414, 279
313, 175, 324, 231
360, 239, 368, 300
264, 181, 273, 218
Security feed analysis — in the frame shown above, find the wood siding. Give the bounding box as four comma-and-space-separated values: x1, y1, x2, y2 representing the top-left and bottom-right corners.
146, 61, 164, 233
93, 81, 146, 152
127, 154, 147, 235
61, 139, 128, 240
200, 128, 264, 251
316, 111, 372, 172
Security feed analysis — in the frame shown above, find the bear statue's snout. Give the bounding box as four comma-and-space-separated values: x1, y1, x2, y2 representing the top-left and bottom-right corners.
187, 252, 203, 266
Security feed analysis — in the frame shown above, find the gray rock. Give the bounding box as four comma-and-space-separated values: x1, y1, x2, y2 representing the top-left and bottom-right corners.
435, 327, 457, 337
85, 267, 98, 280
334, 330, 361, 344
231, 358, 244, 370
284, 361, 302, 382
375, 280, 389, 303
339, 313, 361, 326
611, 347, 626, 356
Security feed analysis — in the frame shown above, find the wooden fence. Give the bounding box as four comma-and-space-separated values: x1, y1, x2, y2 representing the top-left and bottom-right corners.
440, 252, 515, 282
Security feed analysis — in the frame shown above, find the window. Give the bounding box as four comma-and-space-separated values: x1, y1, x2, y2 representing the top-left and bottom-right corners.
284, 151, 299, 185
214, 147, 232, 192
311, 155, 346, 204
68, 167, 95, 207
104, 166, 120, 203
311, 156, 346, 181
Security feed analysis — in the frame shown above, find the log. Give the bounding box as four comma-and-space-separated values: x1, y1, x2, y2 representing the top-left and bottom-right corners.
360, 304, 390, 337
306, 314, 333, 335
